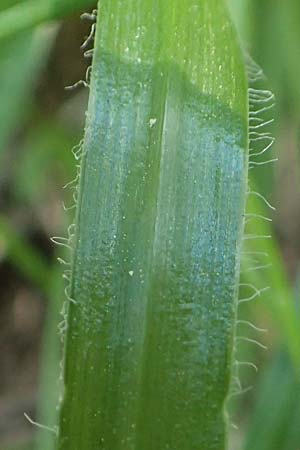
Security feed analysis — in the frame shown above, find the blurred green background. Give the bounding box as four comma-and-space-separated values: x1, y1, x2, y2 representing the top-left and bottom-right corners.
0, 1, 299, 449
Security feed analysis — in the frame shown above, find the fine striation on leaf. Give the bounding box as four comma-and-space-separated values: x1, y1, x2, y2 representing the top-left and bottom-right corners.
58, 1, 248, 449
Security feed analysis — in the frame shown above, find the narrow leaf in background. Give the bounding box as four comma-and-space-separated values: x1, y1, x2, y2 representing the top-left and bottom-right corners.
0, 27, 56, 161
243, 191, 300, 369
228, 1, 300, 449
0, 0, 96, 41
245, 353, 300, 450
0, 216, 50, 293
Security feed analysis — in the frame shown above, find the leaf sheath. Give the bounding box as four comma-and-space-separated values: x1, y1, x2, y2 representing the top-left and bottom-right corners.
58, 1, 248, 449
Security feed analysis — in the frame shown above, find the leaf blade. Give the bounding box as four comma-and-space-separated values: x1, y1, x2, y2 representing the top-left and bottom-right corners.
58, 1, 248, 449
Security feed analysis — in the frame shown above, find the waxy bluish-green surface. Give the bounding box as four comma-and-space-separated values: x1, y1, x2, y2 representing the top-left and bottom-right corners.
58, 1, 248, 449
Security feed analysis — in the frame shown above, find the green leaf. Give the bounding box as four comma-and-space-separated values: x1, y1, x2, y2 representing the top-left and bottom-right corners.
2, 443, 34, 450
0, 27, 56, 162
0, 0, 96, 41
242, 187, 300, 369
0, 0, 20, 11
35, 266, 64, 450
57, 1, 248, 449
0, 215, 50, 293
245, 353, 300, 450
12, 121, 78, 206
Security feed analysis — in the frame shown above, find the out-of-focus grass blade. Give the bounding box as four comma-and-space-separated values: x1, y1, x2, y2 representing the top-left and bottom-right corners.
0, 218, 63, 450
57, 1, 248, 449
245, 353, 300, 450
227, 0, 251, 42
283, 383, 300, 449
2, 443, 34, 450
0, 0, 96, 41
0, 220, 66, 450
0, 215, 50, 293
0, 27, 56, 161
229, 0, 300, 366
228, 0, 277, 202
0, 0, 20, 11
246, 0, 300, 115
12, 121, 77, 207
242, 188, 300, 369
276, 0, 300, 114
35, 265, 64, 450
